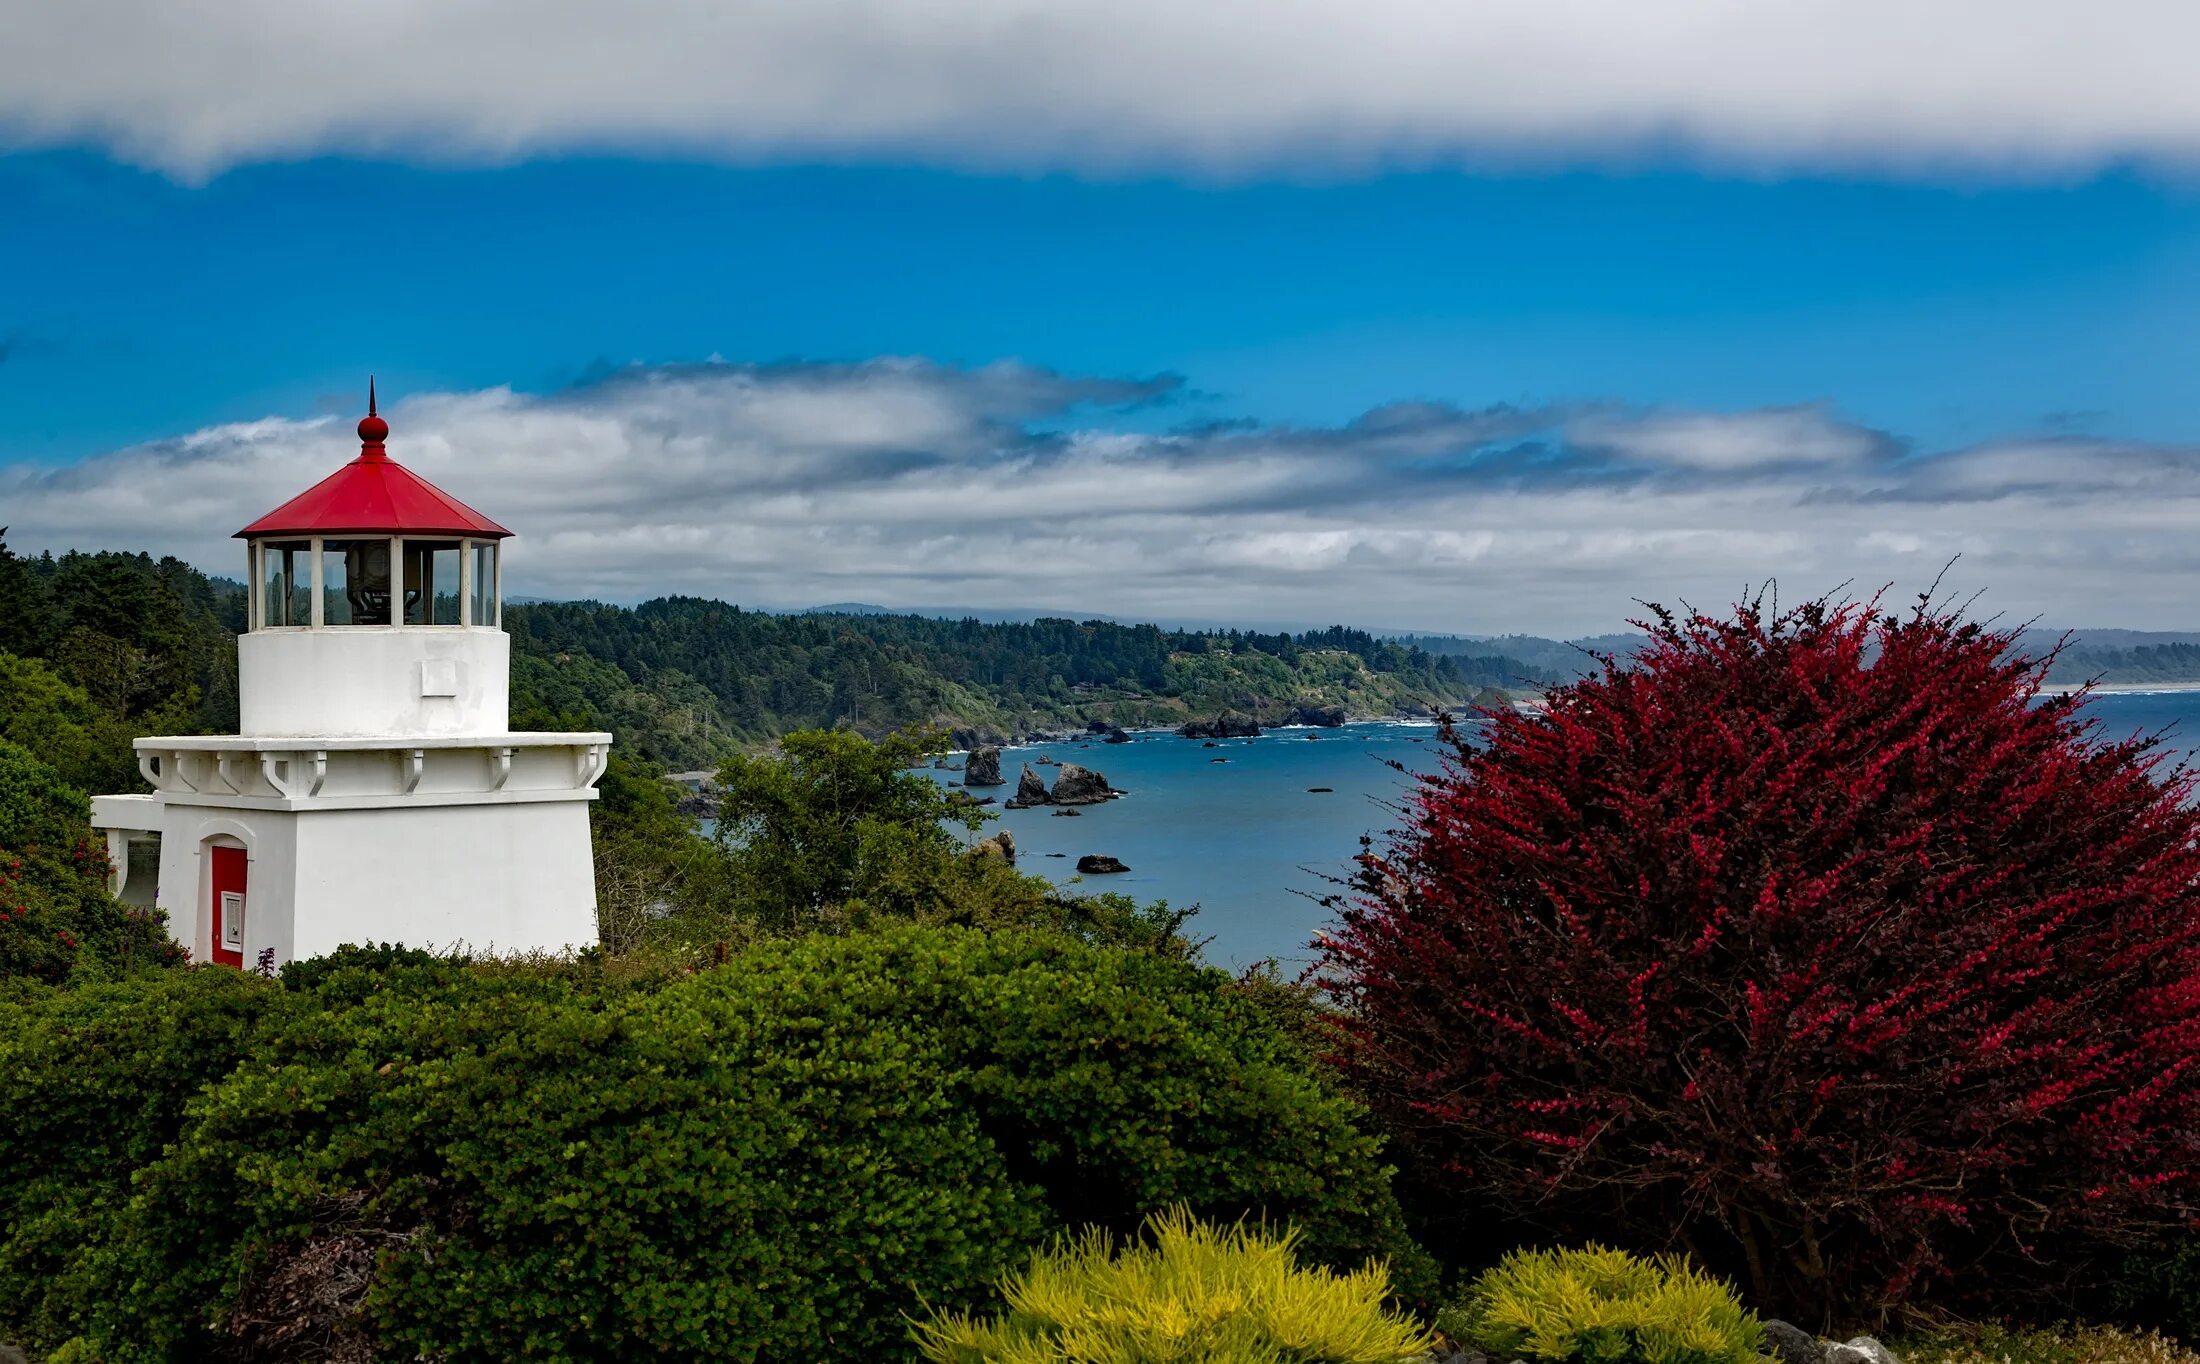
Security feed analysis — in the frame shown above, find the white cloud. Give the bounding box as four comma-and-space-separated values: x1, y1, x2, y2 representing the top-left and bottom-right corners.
1568, 405, 1894, 471
8, 360, 2200, 636
9, 1, 2200, 179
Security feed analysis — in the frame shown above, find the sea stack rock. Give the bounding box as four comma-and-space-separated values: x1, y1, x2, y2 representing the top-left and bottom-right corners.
1178, 710, 1262, 739
964, 745, 1005, 787
1077, 854, 1130, 874
968, 829, 1017, 864
1050, 763, 1116, 805
1288, 703, 1348, 727
1013, 763, 1050, 807
1103, 725, 1131, 744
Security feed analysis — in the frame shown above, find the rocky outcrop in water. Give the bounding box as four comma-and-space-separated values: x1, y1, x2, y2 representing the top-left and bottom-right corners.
968, 829, 1016, 864
1008, 763, 1050, 808
963, 745, 1004, 786
1179, 710, 1262, 739
1287, 703, 1348, 727
1049, 763, 1116, 805
1077, 854, 1129, 874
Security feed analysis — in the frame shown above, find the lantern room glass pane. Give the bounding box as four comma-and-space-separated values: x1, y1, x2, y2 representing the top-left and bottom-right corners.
402, 540, 463, 625
471, 543, 498, 628
258, 541, 310, 628
322, 539, 392, 625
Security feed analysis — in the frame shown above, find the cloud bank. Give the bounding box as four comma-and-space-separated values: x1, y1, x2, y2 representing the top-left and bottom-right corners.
7, 359, 2198, 636
10, 1, 2200, 179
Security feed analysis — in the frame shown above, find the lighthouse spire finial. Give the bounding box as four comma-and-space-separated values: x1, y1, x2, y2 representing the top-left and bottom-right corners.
357, 376, 390, 456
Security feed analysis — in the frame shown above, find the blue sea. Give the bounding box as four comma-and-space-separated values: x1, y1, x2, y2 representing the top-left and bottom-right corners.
935, 691, 2200, 973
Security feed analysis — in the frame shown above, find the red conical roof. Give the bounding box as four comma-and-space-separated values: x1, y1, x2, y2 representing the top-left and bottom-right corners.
234, 382, 511, 540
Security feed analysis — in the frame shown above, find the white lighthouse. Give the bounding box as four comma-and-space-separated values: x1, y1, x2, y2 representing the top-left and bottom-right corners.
90, 386, 610, 968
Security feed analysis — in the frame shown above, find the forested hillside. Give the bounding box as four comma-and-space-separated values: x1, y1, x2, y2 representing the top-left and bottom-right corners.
0, 536, 1541, 779
510, 599, 1537, 769
0, 535, 244, 794
2040, 640, 2200, 685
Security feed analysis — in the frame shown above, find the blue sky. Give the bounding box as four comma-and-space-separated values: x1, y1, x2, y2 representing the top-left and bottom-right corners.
11, 1, 2200, 633
8, 153, 2199, 465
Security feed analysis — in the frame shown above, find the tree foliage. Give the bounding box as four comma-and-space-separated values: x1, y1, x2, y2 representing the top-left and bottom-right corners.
1323, 595, 2200, 1320
0, 651, 141, 794
0, 740, 182, 983
714, 728, 982, 928
0, 534, 241, 733
693, 727, 1193, 955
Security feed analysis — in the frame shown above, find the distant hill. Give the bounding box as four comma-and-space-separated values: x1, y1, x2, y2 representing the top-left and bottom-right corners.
1392, 632, 1644, 680
510, 602, 1542, 770
2034, 638, 2200, 686
796, 602, 1116, 626
1397, 625, 2200, 690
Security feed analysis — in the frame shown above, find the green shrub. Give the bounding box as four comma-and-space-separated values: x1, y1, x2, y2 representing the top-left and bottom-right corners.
48, 926, 1422, 1362
0, 739, 184, 982
1439, 1245, 1763, 1364
912, 1207, 1434, 1363
0, 967, 289, 1349
0, 737, 91, 855
273, 938, 472, 996
2103, 1240, 2200, 1346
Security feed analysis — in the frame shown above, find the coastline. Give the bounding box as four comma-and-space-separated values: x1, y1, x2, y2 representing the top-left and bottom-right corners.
2039, 680, 2200, 696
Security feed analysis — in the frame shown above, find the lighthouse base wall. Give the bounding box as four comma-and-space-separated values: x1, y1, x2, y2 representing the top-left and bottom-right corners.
147, 797, 599, 968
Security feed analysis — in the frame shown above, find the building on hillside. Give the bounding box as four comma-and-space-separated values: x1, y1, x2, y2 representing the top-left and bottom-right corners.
89, 385, 610, 967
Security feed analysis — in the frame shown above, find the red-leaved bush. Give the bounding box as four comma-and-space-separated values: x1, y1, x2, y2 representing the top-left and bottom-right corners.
1321, 596, 2200, 1322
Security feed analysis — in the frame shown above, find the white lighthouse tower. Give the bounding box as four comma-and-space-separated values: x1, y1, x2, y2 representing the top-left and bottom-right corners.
90, 386, 610, 968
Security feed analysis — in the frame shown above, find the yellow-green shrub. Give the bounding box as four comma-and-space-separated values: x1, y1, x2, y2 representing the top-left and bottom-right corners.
912, 1208, 1433, 1364
1440, 1245, 1763, 1364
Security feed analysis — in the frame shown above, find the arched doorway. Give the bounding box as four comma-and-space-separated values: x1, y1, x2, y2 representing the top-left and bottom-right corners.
205, 836, 248, 968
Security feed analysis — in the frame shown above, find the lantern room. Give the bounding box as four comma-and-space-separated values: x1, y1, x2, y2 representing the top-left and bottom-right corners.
231, 383, 516, 738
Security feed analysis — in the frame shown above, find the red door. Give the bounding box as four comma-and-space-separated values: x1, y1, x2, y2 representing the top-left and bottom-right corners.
210, 845, 247, 968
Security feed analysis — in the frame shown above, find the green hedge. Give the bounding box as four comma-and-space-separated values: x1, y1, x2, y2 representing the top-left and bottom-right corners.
0, 967, 292, 1349
2, 926, 1424, 1361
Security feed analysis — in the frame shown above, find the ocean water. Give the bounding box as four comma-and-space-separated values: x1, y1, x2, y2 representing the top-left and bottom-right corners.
934, 691, 2200, 973
932, 722, 1453, 972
